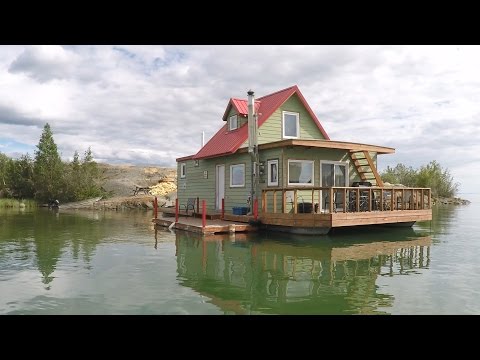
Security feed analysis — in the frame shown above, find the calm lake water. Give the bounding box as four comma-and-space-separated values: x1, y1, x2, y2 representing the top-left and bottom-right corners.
1, 195, 479, 315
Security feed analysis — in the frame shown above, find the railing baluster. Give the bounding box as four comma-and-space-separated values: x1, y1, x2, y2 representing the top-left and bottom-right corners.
391, 189, 394, 211
380, 188, 384, 211
368, 188, 372, 212
329, 188, 334, 213
356, 188, 360, 212
294, 189, 298, 214
273, 190, 277, 214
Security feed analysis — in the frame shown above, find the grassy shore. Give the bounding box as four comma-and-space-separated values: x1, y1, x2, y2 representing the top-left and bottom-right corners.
0, 199, 38, 208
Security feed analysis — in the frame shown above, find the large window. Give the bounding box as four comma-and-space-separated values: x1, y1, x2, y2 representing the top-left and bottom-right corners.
267, 159, 278, 186
321, 161, 348, 211
282, 111, 299, 139
180, 163, 186, 178
288, 160, 314, 186
230, 163, 245, 187
321, 162, 347, 187
229, 115, 238, 131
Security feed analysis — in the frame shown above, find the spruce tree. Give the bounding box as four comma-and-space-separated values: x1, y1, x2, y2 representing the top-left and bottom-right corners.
33, 123, 64, 202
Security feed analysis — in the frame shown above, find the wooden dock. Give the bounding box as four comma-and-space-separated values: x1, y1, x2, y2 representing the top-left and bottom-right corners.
153, 216, 257, 235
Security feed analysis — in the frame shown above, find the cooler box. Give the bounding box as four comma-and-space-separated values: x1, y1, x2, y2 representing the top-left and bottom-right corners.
232, 206, 249, 215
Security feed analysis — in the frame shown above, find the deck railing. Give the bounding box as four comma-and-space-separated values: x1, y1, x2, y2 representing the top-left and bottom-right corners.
261, 187, 432, 214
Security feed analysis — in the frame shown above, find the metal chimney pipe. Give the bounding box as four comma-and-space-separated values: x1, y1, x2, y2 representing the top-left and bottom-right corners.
247, 90, 258, 215
201, 131, 205, 148
247, 90, 256, 155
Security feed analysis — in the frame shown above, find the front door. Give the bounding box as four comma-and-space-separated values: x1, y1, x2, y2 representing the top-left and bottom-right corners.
216, 164, 225, 210
321, 162, 347, 211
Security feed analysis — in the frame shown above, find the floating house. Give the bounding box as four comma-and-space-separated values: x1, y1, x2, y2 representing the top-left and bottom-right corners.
176, 85, 432, 234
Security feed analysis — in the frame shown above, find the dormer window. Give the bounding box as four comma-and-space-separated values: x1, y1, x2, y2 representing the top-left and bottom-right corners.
229, 115, 238, 131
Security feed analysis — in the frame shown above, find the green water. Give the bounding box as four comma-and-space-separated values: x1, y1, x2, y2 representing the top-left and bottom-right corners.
1, 197, 479, 314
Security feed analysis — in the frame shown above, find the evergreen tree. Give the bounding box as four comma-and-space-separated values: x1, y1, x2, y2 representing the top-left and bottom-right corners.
33, 123, 64, 202
80, 147, 102, 198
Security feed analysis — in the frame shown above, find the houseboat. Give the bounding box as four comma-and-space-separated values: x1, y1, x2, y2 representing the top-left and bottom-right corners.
175, 85, 432, 234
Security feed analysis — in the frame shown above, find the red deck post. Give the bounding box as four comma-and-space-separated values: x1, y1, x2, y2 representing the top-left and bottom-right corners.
175, 198, 179, 222
154, 196, 158, 219
254, 198, 258, 220
202, 200, 206, 229
221, 198, 225, 220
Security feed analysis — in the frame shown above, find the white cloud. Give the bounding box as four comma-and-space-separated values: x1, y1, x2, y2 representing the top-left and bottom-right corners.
0, 45, 479, 192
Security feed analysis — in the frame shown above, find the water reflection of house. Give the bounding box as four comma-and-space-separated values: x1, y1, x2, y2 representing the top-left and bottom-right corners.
175, 231, 432, 314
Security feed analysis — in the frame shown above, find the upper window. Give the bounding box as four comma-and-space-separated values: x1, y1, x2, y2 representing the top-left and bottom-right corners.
230, 163, 245, 187
288, 160, 314, 186
267, 159, 279, 187
229, 115, 238, 131
180, 163, 186, 178
282, 111, 299, 139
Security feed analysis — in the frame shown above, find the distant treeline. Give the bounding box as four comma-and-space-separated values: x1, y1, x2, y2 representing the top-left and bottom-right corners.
0, 123, 106, 203
380, 160, 458, 198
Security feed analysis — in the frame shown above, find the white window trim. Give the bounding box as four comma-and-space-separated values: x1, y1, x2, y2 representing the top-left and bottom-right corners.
180, 163, 186, 178
229, 115, 238, 131
288, 159, 314, 186
267, 159, 279, 187
282, 111, 300, 139
319, 160, 349, 187
230, 163, 245, 188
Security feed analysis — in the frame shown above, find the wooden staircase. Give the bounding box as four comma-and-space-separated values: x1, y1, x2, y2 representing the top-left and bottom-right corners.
349, 150, 384, 187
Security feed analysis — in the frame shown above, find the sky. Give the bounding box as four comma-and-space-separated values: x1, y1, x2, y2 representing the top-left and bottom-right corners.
0, 45, 478, 193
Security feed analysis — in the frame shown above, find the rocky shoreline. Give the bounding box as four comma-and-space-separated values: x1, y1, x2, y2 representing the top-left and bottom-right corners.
433, 197, 471, 205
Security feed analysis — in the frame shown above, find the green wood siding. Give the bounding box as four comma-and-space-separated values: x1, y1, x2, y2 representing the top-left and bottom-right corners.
241, 93, 326, 147
177, 153, 252, 213
225, 153, 252, 210
177, 159, 217, 212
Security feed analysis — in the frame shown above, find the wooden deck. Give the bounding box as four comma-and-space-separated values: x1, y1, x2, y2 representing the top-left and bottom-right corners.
153, 216, 257, 235
260, 186, 433, 232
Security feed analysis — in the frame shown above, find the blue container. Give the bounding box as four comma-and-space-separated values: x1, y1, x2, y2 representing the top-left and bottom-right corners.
232, 206, 249, 215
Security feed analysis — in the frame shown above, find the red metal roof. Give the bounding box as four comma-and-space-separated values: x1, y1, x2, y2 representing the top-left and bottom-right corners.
192, 85, 330, 160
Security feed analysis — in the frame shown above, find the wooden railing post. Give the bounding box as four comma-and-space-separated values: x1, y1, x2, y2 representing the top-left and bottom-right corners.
254, 198, 258, 220
154, 196, 158, 219
368, 188, 372, 212
262, 191, 267, 213
175, 198, 179, 222
380, 188, 384, 211
196, 197, 199, 215
221, 198, 224, 220
273, 190, 277, 214
329, 188, 334, 213
293, 189, 298, 214
202, 200, 206, 229
356, 188, 360, 212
